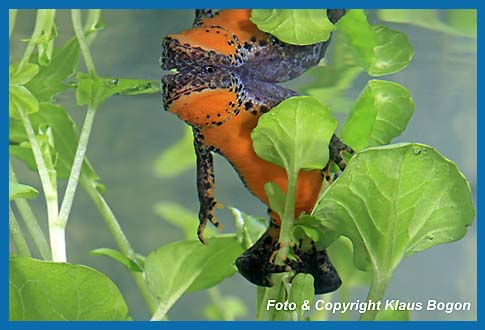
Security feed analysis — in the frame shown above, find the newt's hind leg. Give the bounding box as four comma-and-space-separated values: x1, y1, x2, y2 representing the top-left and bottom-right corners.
193, 127, 222, 245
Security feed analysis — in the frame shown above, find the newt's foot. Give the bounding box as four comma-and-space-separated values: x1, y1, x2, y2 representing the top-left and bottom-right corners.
235, 223, 288, 287
197, 202, 223, 245
286, 241, 341, 294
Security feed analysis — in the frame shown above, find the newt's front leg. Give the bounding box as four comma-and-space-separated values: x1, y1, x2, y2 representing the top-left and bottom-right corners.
193, 127, 222, 244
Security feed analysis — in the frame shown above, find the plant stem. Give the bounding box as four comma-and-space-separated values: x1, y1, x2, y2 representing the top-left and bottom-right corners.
9, 205, 32, 257
277, 164, 298, 261
10, 161, 52, 260
17, 107, 61, 261
71, 9, 97, 75
81, 177, 158, 314
9, 9, 17, 40
359, 272, 390, 321
16, 10, 45, 74
58, 106, 96, 228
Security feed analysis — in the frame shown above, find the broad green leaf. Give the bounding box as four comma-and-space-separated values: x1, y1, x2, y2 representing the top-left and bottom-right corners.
313, 143, 475, 274
337, 10, 413, 76
230, 206, 267, 249
76, 73, 159, 108
145, 235, 243, 317
288, 273, 314, 320
9, 63, 39, 85
9, 182, 38, 201
153, 126, 196, 178
9, 85, 39, 119
90, 248, 143, 272
251, 10, 335, 45
377, 9, 476, 38
376, 308, 410, 321
251, 96, 338, 171
340, 80, 415, 151
9, 255, 130, 320
153, 201, 216, 240
326, 237, 371, 288
9, 102, 100, 183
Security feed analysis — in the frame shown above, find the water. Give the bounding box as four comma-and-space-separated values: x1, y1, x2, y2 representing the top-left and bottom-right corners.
9, 10, 476, 320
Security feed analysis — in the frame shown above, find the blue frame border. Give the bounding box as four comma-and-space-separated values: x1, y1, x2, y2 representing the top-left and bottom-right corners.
4, 0, 481, 328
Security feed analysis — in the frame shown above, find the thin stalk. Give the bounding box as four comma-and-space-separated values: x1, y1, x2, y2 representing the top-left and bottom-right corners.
16, 10, 45, 74
81, 177, 158, 313
359, 272, 390, 321
58, 106, 96, 227
9, 9, 17, 40
71, 10, 97, 75
17, 107, 61, 261
256, 286, 265, 319
9, 205, 32, 257
277, 163, 299, 261
10, 161, 52, 260
84, 9, 101, 32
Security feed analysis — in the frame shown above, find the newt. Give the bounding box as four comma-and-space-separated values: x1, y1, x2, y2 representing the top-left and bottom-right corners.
161, 9, 352, 294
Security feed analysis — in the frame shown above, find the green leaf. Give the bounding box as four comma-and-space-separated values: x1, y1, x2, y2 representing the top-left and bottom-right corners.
251, 9, 335, 45
376, 308, 410, 321
26, 38, 81, 102
90, 248, 143, 272
313, 143, 475, 274
251, 96, 338, 171
153, 126, 196, 178
9, 63, 39, 85
377, 9, 476, 38
326, 237, 371, 288
76, 73, 159, 108
9, 102, 100, 183
288, 273, 314, 320
9, 255, 130, 320
153, 201, 216, 240
230, 206, 268, 249
145, 235, 243, 317
336, 10, 413, 76
256, 274, 289, 320
340, 80, 415, 151
9, 85, 39, 119
292, 214, 339, 250
26, 16, 104, 102
9, 182, 38, 201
